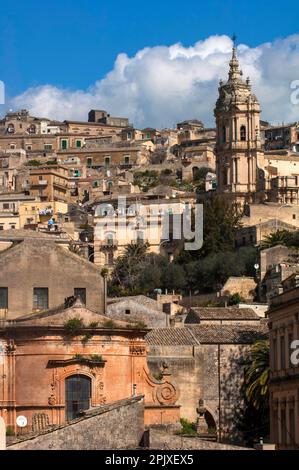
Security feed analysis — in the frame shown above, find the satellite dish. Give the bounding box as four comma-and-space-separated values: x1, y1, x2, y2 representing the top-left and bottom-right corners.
16, 415, 27, 428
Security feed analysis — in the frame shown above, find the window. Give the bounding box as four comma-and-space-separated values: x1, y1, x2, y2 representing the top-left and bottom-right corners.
3, 203, 9, 210
0, 226, 3, 231
280, 335, 286, 369
0, 288, 8, 309
87, 157, 93, 167
10, 225, 15, 229
273, 338, 277, 370
293, 214, 296, 220
222, 126, 226, 143
7, 124, 15, 134
106, 233, 114, 245
125, 309, 131, 314
10, 144, 16, 149
74, 288, 86, 305
33, 288, 48, 311
146, 133, 151, 139
136, 231, 144, 242
123, 155, 130, 166
288, 332, 294, 368
240, 125, 246, 141
28, 124, 36, 134
75, 140, 82, 148
104, 156, 110, 167
26, 145, 32, 151
61, 139, 68, 150
39, 175, 43, 180
107, 251, 114, 265
44, 144, 53, 150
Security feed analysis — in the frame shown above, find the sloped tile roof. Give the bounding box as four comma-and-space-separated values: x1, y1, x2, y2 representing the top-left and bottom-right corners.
146, 323, 268, 346
185, 307, 260, 323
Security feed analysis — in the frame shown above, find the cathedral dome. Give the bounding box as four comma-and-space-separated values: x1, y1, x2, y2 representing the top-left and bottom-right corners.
215, 47, 259, 114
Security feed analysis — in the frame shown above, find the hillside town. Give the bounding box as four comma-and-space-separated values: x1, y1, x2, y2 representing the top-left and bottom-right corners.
0, 45, 299, 451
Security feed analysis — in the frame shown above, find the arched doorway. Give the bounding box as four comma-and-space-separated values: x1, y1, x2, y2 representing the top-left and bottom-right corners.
65, 375, 91, 421
205, 410, 217, 433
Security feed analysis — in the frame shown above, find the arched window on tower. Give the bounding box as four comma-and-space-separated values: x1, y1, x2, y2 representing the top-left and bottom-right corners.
240, 125, 246, 141
222, 126, 226, 143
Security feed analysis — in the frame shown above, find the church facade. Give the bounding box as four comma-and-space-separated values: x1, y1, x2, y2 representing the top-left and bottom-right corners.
0, 302, 180, 433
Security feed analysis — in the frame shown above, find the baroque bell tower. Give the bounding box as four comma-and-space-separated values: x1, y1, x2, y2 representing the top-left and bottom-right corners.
214, 45, 264, 203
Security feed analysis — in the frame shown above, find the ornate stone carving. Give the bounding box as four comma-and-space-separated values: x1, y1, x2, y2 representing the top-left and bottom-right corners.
156, 382, 178, 405
196, 399, 208, 435
48, 394, 56, 406
129, 344, 146, 356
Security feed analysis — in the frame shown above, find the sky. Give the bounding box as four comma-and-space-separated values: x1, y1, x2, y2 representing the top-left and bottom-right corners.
1, 0, 299, 127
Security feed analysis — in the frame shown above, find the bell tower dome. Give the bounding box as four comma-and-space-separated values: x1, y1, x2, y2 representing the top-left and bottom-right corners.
214, 46, 264, 202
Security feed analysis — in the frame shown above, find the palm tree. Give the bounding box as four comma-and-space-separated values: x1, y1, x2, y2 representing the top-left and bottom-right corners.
260, 230, 293, 250
243, 340, 270, 410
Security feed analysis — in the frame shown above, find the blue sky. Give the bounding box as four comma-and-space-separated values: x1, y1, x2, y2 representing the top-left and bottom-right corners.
1, 1, 299, 127
1, 0, 298, 98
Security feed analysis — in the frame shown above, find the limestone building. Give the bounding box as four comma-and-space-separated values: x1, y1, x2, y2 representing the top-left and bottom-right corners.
0, 239, 104, 319
268, 275, 299, 449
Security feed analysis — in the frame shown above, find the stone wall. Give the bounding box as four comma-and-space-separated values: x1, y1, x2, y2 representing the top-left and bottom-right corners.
147, 345, 204, 423
107, 298, 168, 328
7, 396, 144, 450
147, 428, 251, 450
147, 343, 250, 443
220, 276, 256, 300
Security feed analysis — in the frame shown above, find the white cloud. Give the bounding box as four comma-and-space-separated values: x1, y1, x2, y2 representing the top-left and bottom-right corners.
10, 34, 299, 128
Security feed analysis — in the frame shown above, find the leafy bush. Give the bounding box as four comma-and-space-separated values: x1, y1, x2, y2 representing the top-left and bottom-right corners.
81, 332, 93, 344
6, 426, 15, 436
72, 354, 83, 360
90, 354, 103, 362
104, 319, 116, 329
26, 159, 41, 166
177, 418, 197, 435
89, 321, 99, 328
228, 293, 245, 306
64, 318, 84, 335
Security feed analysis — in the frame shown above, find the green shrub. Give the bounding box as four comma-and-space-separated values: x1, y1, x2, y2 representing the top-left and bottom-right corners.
6, 426, 15, 436
64, 317, 84, 335
89, 321, 99, 328
26, 159, 41, 166
104, 319, 116, 329
177, 418, 197, 435
73, 354, 83, 359
90, 354, 103, 362
81, 332, 93, 344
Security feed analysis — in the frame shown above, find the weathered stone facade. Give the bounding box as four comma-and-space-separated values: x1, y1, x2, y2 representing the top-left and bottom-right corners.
0, 303, 180, 432
0, 239, 104, 318
7, 396, 144, 450
146, 322, 268, 443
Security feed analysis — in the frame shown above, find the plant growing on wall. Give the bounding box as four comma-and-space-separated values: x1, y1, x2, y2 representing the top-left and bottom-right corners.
104, 319, 116, 329
64, 317, 84, 335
